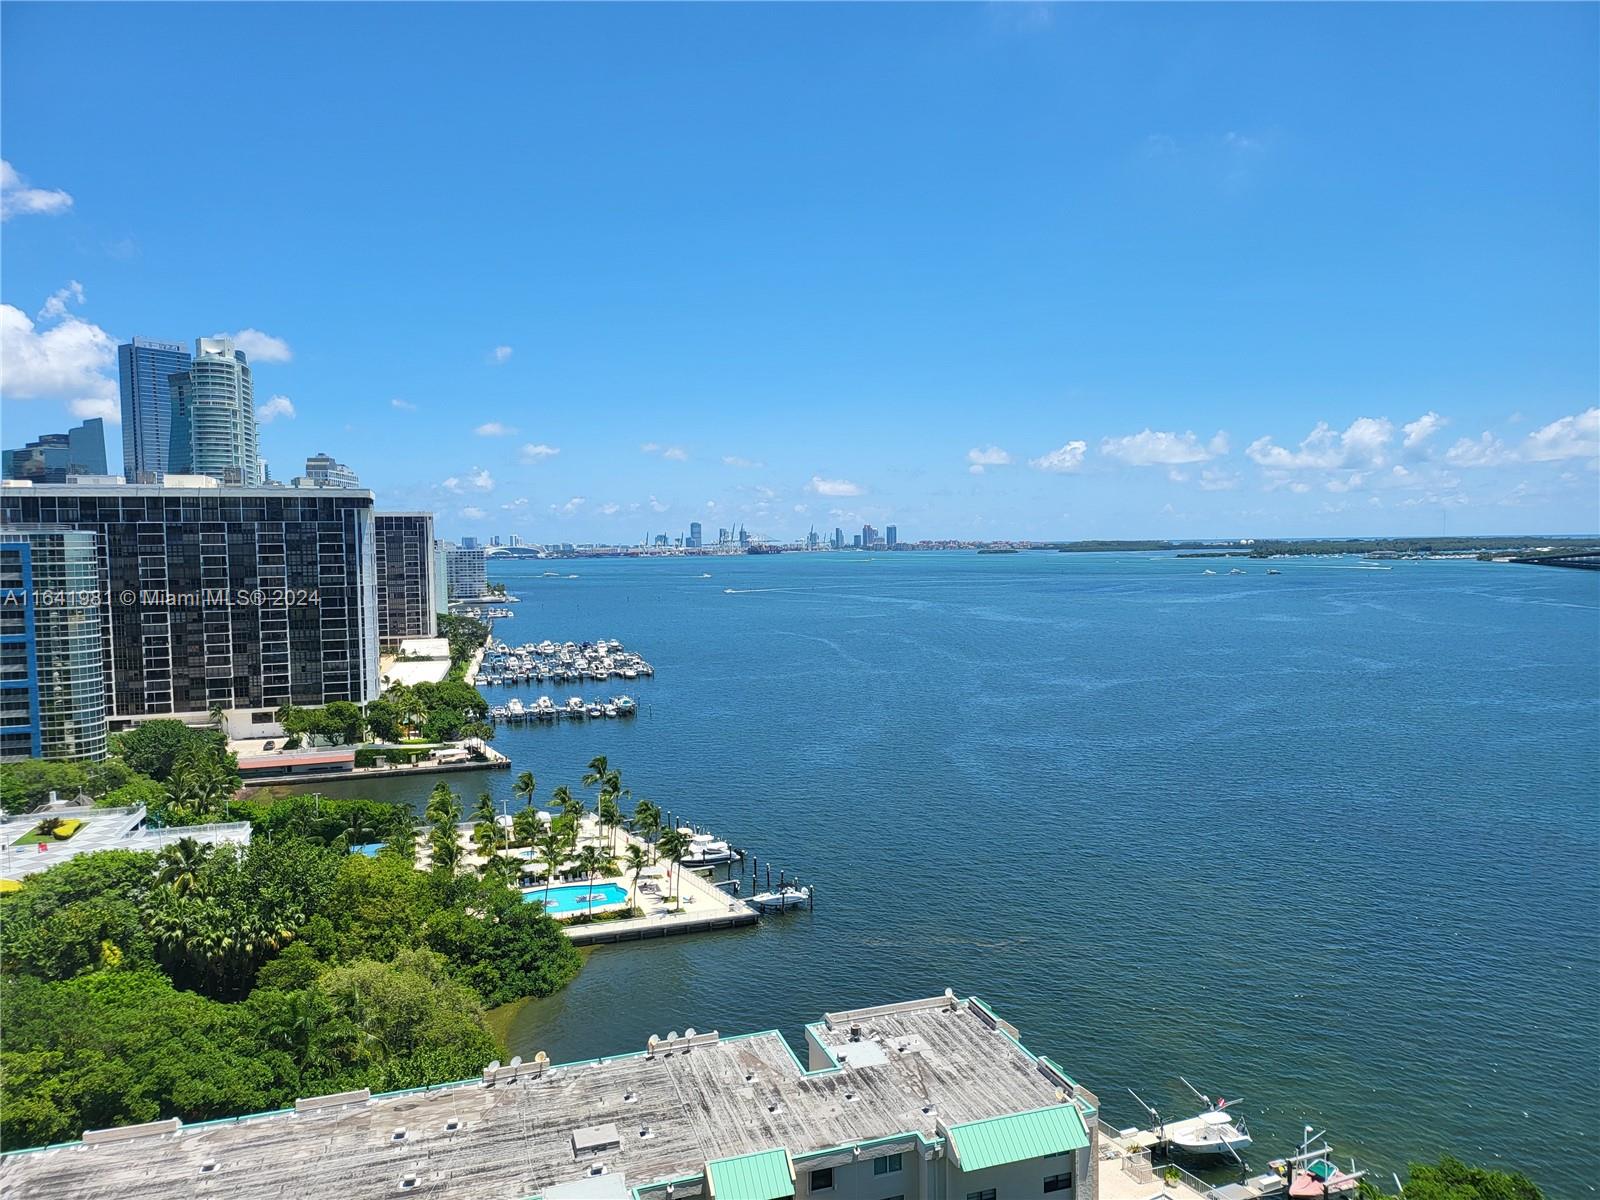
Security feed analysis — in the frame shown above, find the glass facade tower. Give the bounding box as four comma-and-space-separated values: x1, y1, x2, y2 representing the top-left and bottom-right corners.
169, 337, 261, 484
117, 337, 191, 478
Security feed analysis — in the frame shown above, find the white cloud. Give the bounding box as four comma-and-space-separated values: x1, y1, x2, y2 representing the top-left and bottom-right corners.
519, 443, 560, 463
1246, 417, 1393, 470
490, 345, 513, 365
1198, 468, 1240, 491
391, 397, 417, 412
1029, 441, 1087, 473
1325, 471, 1367, 494
466, 467, 494, 491
597, 502, 621, 516
1522, 407, 1598, 462
793, 504, 808, 514
0, 290, 120, 422
1289, 482, 1311, 494
640, 442, 660, 453
37, 281, 85, 321
218, 328, 293, 363
552, 496, 585, 516
1100, 429, 1227, 466
501, 497, 529, 509
663, 447, 688, 462
808, 475, 865, 497
648, 495, 668, 513
461, 506, 486, 520
723, 455, 763, 468
256, 394, 296, 423
966, 446, 1013, 474
1401, 411, 1447, 450
1445, 433, 1513, 468
475, 421, 516, 437
0, 160, 73, 221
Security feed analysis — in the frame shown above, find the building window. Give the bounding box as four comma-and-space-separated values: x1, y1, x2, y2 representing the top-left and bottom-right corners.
810, 1169, 834, 1193
1044, 1174, 1073, 1193
967, 1191, 997, 1200
874, 1154, 903, 1176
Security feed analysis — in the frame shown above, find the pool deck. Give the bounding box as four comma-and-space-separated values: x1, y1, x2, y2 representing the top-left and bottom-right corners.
418, 814, 761, 944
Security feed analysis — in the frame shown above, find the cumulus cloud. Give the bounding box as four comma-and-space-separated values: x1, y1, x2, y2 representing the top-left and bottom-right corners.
501, 497, 529, 510
1, 160, 73, 221
256, 395, 296, 423
648, 495, 668, 513
490, 345, 513, 365
552, 497, 585, 516
1100, 428, 1227, 466
597, 503, 621, 516
475, 421, 516, 437
808, 475, 864, 497
1523, 407, 1598, 462
218, 328, 293, 363
1029, 441, 1088, 473
1445, 433, 1513, 468
1246, 418, 1392, 470
0, 287, 120, 422
966, 446, 1013, 475
723, 455, 763, 468
391, 398, 418, 411
466, 467, 494, 491
1324, 471, 1367, 494
663, 447, 688, 462
519, 443, 559, 463
1401, 411, 1447, 451
461, 506, 486, 520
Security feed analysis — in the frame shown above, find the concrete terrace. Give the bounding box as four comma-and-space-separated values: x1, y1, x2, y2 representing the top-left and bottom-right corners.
0, 804, 250, 881
0, 995, 1098, 1200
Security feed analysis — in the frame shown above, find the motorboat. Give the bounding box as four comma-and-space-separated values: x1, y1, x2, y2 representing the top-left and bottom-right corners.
750, 885, 810, 911
1267, 568, 1282, 575
565, 697, 586, 718
506, 698, 525, 720
586, 702, 604, 718
679, 828, 737, 867
533, 696, 556, 721
1229, 567, 1247, 575
1203, 569, 1217, 575
1129, 1080, 1252, 1160
615, 696, 637, 716
603, 703, 619, 718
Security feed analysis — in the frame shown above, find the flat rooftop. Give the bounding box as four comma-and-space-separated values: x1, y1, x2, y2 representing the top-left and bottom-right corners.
0, 994, 1097, 1200
0, 805, 250, 881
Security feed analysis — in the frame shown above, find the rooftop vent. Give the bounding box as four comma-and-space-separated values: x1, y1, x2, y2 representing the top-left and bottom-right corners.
445, 1120, 460, 1133
399, 1175, 418, 1191
843, 1091, 857, 1102
623, 1091, 638, 1103
392, 1128, 407, 1142
588, 1165, 608, 1178
766, 1102, 783, 1115
921, 1104, 936, 1117
849, 1023, 863, 1042
639, 1126, 655, 1139
199, 1161, 217, 1174
744, 1072, 755, 1083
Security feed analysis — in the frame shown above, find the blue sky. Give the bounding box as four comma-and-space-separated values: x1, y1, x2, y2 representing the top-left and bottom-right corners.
3, 3, 1596, 542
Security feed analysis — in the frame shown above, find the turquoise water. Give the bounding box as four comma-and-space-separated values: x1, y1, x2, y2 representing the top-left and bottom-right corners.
311, 551, 1598, 1194
528, 882, 630, 915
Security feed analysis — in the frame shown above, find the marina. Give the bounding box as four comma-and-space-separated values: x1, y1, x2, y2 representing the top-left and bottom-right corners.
471, 638, 655, 687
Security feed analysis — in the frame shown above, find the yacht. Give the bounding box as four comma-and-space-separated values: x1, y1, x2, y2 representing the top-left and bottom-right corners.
602, 703, 619, 719
565, 697, 586, 718
506, 698, 525, 720
533, 696, 557, 721
678, 828, 737, 867
615, 695, 637, 716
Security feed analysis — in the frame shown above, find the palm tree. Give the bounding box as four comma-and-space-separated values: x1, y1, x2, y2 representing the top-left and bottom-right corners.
511, 805, 542, 848
599, 793, 623, 853
534, 818, 576, 908
655, 827, 690, 913
575, 844, 617, 921
156, 837, 211, 896
631, 799, 662, 858
471, 791, 500, 859
624, 843, 650, 914
337, 811, 378, 853
425, 782, 461, 825
513, 770, 537, 809
430, 815, 462, 875
581, 755, 610, 789
471, 790, 497, 827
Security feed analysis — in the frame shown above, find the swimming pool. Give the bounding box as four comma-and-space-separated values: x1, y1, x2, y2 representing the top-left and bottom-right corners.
524, 882, 630, 916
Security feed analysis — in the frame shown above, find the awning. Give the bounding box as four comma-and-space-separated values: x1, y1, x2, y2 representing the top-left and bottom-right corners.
705, 1148, 795, 1200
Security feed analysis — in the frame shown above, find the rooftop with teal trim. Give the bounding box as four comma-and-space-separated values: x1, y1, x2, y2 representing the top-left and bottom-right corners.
0, 992, 1101, 1200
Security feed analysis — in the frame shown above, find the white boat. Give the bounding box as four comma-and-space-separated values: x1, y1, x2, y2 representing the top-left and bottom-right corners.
750, 885, 810, 911
1203, 569, 1217, 575
677, 827, 737, 866
603, 703, 619, 718
1160, 1081, 1252, 1159
565, 697, 586, 718
1229, 567, 1247, 576
615, 695, 637, 715
586, 702, 604, 718
533, 696, 557, 721
506, 698, 525, 720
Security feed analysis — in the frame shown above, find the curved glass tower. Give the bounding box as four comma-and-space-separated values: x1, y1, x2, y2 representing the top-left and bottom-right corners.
168, 337, 260, 483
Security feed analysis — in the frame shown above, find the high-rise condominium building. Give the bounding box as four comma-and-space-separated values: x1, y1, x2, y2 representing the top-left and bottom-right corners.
862, 524, 878, 547
118, 337, 191, 478
1, 479, 381, 726
3, 419, 108, 483
444, 544, 487, 601
303, 453, 360, 488
168, 337, 261, 484
688, 521, 703, 548
373, 513, 438, 647
460, 536, 480, 551
0, 528, 109, 762
507, 534, 523, 548
886, 525, 898, 548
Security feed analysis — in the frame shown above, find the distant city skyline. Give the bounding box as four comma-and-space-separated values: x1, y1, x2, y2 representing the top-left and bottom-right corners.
1, 4, 1595, 541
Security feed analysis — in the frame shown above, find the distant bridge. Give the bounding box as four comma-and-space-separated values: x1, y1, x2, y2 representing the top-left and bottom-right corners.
1510, 551, 1600, 571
